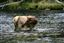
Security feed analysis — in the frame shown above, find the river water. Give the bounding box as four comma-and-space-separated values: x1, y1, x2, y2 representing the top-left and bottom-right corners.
0, 10, 64, 43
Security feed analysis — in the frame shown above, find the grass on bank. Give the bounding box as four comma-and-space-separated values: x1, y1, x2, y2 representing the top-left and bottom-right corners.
2, 2, 64, 11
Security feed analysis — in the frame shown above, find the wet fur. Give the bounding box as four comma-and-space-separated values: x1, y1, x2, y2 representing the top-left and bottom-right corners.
13, 16, 37, 32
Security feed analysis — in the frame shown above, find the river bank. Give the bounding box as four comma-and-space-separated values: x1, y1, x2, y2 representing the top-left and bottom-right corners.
0, 10, 64, 14
0, 2, 64, 11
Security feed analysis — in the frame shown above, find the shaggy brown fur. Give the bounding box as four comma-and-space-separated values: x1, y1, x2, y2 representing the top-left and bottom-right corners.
13, 16, 38, 32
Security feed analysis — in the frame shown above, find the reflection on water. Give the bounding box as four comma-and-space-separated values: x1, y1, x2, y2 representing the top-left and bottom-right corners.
0, 11, 64, 43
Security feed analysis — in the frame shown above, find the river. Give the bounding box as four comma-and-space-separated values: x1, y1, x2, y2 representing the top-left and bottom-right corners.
0, 10, 64, 43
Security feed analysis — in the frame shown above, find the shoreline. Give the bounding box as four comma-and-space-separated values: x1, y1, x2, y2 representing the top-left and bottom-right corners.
0, 10, 64, 13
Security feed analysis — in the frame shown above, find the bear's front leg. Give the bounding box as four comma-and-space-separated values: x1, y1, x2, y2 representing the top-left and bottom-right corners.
14, 23, 22, 32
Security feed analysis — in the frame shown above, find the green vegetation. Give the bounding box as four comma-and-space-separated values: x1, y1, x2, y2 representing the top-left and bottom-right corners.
37, 2, 64, 10
0, 0, 64, 11
3, 2, 64, 11
0, 0, 7, 3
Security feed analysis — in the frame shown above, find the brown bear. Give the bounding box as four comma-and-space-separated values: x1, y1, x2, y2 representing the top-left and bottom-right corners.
13, 16, 38, 32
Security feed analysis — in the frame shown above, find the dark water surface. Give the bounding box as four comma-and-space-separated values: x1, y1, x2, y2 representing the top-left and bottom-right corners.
0, 10, 64, 43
